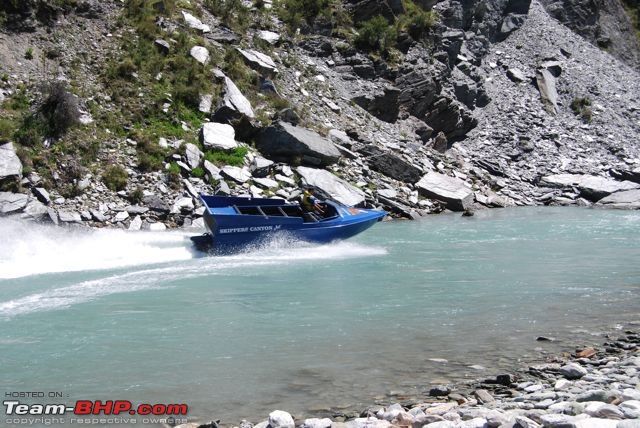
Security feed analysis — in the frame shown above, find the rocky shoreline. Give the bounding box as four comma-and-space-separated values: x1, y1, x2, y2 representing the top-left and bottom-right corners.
175, 326, 640, 428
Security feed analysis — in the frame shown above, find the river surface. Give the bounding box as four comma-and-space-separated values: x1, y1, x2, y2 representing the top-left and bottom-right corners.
1, 207, 639, 426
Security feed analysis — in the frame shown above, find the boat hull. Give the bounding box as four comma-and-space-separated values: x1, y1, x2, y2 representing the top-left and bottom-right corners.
193, 195, 385, 253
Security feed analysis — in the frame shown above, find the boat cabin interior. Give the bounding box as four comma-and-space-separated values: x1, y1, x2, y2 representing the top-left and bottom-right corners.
232, 203, 338, 223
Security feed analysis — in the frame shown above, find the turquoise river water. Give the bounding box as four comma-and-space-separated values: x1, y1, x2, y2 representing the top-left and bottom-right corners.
0, 207, 639, 427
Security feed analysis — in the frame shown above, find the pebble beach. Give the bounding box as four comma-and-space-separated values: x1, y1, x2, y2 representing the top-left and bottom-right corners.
175, 327, 640, 428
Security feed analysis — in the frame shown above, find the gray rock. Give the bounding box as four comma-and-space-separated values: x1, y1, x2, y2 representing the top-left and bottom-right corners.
253, 177, 279, 189
358, 145, 422, 183
257, 30, 280, 45
574, 419, 618, 428
190, 46, 209, 65
516, 415, 541, 428
584, 403, 624, 419
621, 389, 640, 402
300, 418, 332, 428
541, 175, 640, 202
423, 422, 456, 428
199, 94, 213, 113
58, 210, 82, 223
221, 166, 251, 183
251, 156, 274, 178
114, 211, 130, 222
185, 143, 203, 169
597, 189, 640, 209
200, 123, 238, 151
142, 195, 170, 214
0, 142, 23, 179
423, 96, 477, 141
237, 48, 278, 75
297, 166, 366, 206
203, 160, 221, 180
181, 11, 210, 32
539, 414, 577, 428
559, 363, 588, 380
507, 68, 527, 82
0, 192, 28, 214
155, 39, 170, 54
216, 180, 231, 195
352, 86, 401, 123
344, 418, 391, 428
268, 410, 294, 428
22, 200, 48, 221
218, 75, 255, 119
128, 215, 142, 231
91, 209, 108, 222
126, 205, 149, 215
576, 390, 618, 403
416, 171, 474, 211
535, 67, 559, 115
617, 399, 639, 417
256, 121, 341, 167
474, 389, 495, 404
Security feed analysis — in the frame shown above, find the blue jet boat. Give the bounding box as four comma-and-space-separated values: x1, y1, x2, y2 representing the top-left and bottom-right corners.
190, 194, 386, 253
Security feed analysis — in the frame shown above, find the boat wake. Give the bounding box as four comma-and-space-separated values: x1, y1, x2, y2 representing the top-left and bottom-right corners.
0, 217, 195, 280
0, 218, 386, 318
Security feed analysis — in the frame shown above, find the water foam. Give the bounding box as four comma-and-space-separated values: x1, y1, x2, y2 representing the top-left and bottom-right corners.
0, 218, 195, 279
0, 219, 386, 317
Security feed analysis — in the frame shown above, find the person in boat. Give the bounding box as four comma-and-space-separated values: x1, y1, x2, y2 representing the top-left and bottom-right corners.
301, 188, 325, 216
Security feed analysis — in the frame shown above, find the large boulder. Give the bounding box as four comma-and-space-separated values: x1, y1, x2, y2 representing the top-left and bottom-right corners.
0, 192, 28, 214
416, 171, 474, 211
541, 174, 640, 202
216, 75, 255, 119
213, 73, 257, 141
200, 123, 238, 151
535, 66, 559, 115
184, 143, 203, 169
297, 166, 366, 206
596, 189, 640, 209
0, 142, 23, 180
181, 11, 211, 33
352, 86, 401, 123
256, 121, 341, 167
358, 145, 422, 183
423, 97, 477, 141
237, 48, 278, 75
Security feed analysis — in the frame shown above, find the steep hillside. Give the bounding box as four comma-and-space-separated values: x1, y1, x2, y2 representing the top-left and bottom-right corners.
0, 0, 639, 229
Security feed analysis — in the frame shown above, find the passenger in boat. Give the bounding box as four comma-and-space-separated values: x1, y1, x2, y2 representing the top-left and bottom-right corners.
301, 188, 325, 217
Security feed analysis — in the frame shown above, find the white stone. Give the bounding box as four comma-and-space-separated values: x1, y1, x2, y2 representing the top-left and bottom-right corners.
114, 211, 130, 222
200, 123, 238, 151
190, 46, 210, 65
128, 215, 142, 230
257, 30, 280, 44
221, 166, 251, 183
297, 166, 365, 206
181, 11, 210, 32
269, 410, 294, 428
253, 177, 279, 189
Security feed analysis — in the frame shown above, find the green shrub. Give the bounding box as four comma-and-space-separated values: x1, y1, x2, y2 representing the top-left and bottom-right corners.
25, 47, 34, 60
277, 0, 331, 28
167, 161, 182, 188
129, 186, 144, 204
203, 0, 250, 31
102, 165, 129, 191
355, 16, 397, 54
191, 166, 205, 177
204, 146, 248, 166
570, 97, 593, 123
0, 117, 17, 142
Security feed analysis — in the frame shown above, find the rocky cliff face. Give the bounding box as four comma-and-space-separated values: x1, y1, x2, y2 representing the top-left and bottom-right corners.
538, 0, 640, 69
0, 0, 639, 229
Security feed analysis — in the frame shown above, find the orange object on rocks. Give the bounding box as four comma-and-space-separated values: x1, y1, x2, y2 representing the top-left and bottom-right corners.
576, 347, 597, 358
